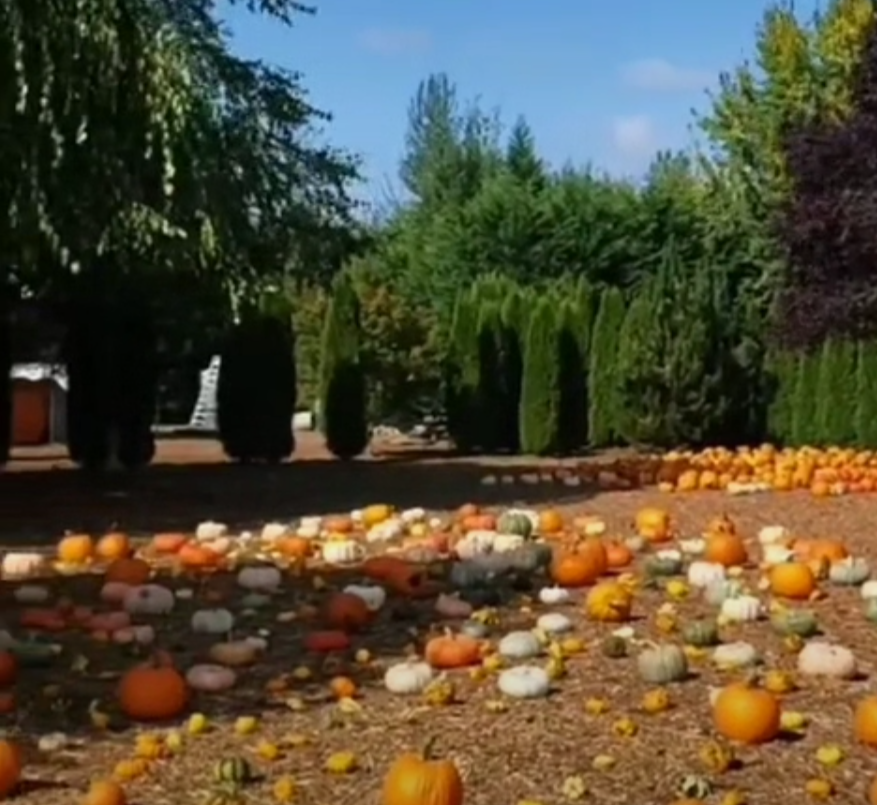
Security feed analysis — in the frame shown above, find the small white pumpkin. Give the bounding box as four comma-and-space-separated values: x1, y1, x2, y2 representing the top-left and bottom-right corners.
400, 508, 426, 524
498, 630, 542, 660
762, 544, 795, 566
384, 660, 434, 694
236, 566, 282, 592
497, 666, 550, 698
191, 608, 235, 635
260, 522, 290, 542
861, 579, 877, 600
679, 538, 706, 556
720, 594, 762, 623
454, 530, 496, 560
322, 540, 363, 565
758, 525, 789, 546
123, 584, 175, 615
366, 518, 404, 543
2, 552, 47, 579
195, 520, 228, 541
703, 579, 744, 607
296, 517, 322, 540
492, 533, 525, 553
13, 584, 50, 604
687, 561, 726, 589
538, 586, 571, 605
828, 557, 871, 586
797, 642, 857, 679
536, 613, 572, 634
343, 584, 386, 611
712, 641, 760, 670
186, 663, 237, 692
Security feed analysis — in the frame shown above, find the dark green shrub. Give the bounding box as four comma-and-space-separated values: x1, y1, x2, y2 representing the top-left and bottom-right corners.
855, 340, 877, 446
518, 297, 561, 455
445, 289, 480, 452
498, 287, 526, 452
814, 339, 857, 446
765, 350, 797, 446
556, 283, 594, 453
588, 287, 626, 447
790, 351, 821, 446
319, 272, 368, 459
475, 299, 506, 452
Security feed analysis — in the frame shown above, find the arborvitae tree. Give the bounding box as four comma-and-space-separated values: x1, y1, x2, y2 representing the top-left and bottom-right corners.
765, 350, 798, 446
855, 340, 877, 446
557, 283, 593, 453
615, 255, 731, 448
519, 297, 561, 455
319, 272, 368, 459
475, 299, 506, 452
790, 351, 822, 445
218, 310, 297, 463
588, 287, 626, 447
499, 287, 525, 452
445, 288, 480, 451
814, 339, 858, 445
0, 300, 10, 465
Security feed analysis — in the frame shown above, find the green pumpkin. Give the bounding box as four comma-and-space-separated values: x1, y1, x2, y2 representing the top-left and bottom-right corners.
496, 511, 534, 539
214, 757, 252, 786
636, 644, 688, 684
677, 775, 713, 799
644, 554, 683, 577
681, 619, 720, 647
770, 608, 819, 637
505, 544, 551, 572
865, 598, 877, 623
600, 635, 629, 659
828, 558, 871, 586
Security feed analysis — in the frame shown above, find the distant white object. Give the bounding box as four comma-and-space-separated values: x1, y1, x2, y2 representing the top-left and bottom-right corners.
293, 411, 315, 430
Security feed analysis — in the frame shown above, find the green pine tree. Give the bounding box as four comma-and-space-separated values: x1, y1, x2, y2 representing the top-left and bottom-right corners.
855, 340, 877, 446
765, 350, 798, 446
475, 299, 506, 452
519, 297, 561, 455
790, 351, 821, 446
814, 339, 858, 446
445, 288, 480, 452
318, 272, 368, 459
588, 287, 626, 447
499, 286, 526, 452
556, 283, 594, 453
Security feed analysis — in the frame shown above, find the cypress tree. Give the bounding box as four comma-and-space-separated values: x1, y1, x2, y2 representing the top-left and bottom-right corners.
475, 299, 506, 452
318, 272, 368, 459
445, 289, 480, 452
498, 287, 525, 452
790, 351, 821, 446
519, 297, 561, 455
588, 287, 626, 447
556, 286, 592, 453
765, 350, 797, 446
814, 339, 858, 446
855, 340, 877, 446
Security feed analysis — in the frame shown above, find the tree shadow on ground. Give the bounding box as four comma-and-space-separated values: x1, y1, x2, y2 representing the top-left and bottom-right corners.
0, 456, 596, 543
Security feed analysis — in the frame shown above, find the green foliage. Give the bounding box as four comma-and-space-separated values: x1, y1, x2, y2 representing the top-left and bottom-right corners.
518, 298, 561, 455
0, 301, 11, 465
766, 350, 798, 445
498, 287, 526, 452
445, 289, 481, 451
855, 340, 877, 446
556, 281, 595, 453
217, 313, 296, 462
318, 273, 368, 459
588, 287, 626, 448
815, 339, 858, 445
790, 352, 822, 445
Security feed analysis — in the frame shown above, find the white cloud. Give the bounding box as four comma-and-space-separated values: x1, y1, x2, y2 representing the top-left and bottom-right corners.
357, 27, 431, 56
611, 115, 657, 158
621, 58, 712, 92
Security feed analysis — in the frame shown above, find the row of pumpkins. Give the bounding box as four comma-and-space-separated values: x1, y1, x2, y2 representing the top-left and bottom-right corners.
579, 444, 877, 496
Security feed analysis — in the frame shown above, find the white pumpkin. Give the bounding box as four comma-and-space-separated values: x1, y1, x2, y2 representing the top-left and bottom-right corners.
656, 548, 683, 563
366, 519, 404, 543
712, 641, 760, 670
296, 517, 322, 540
758, 525, 789, 546
260, 523, 289, 543
343, 584, 386, 611
536, 613, 572, 634
762, 544, 794, 566
13, 584, 50, 604
861, 580, 877, 600
195, 520, 227, 541
322, 540, 363, 565
2, 552, 47, 579
492, 533, 525, 553
384, 660, 434, 694
400, 508, 426, 524
186, 663, 237, 692
687, 561, 726, 589
236, 566, 282, 592
498, 630, 542, 660
123, 584, 175, 615
797, 642, 857, 679
454, 530, 496, 560
201, 537, 232, 556
497, 666, 550, 698
678, 538, 706, 556
538, 586, 570, 605
720, 594, 762, 623
191, 608, 235, 635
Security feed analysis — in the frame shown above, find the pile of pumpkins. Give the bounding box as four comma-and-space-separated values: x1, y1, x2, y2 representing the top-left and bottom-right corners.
578, 443, 877, 496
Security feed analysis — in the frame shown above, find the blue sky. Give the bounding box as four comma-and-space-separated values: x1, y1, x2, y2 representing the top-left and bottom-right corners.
224, 0, 823, 200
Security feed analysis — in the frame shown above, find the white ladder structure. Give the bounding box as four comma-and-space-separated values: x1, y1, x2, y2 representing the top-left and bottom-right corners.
187, 356, 221, 431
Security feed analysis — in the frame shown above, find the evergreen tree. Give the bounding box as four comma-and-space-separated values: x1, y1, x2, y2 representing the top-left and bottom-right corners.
814, 339, 858, 445
445, 288, 480, 451
475, 299, 506, 452
519, 297, 561, 454
765, 350, 798, 446
790, 352, 821, 446
556, 280, 595, 453
499, 286, 526, 452
855, 340, 877, 446
318, 272, 368, 459
0, 301, 10, 465
588, 287, 626, 447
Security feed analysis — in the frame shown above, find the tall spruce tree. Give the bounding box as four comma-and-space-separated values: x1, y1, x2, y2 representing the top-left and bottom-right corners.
519, 297, 561, 454
445, 288, 481, 452
588, 287, 626, 447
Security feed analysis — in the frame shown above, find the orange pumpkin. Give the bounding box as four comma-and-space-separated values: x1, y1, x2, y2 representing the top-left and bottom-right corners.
58, 533, 94, 564
854, 696, 877, 747
322, 593, 371, 631
456, 503, 479, 521
106, 558, 151, 586
538, 509, 564, 534
0, 740, 22, 798
177, 543, 221, 569
712, 683, 780, 745
424, 633, 481, 669
460, 514, 496, 532
0, 652, 17, 688
634, 507, 671, 542
604, 542, 633, 569
95, 532, 132, 562
706, 513, 736, 537
82, 779, 127, 805
329, 676, 358, 699
323, 516, 354, 534
275, 536, 313, 560
117, 654, 188, 721
151, 533, 188, 554
381, 738, 464, 805
704, 534, 748, 568
768, 562, 816, 600
799, 539, 848, 564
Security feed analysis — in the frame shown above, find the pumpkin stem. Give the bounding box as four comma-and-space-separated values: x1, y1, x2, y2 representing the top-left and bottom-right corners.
422, 736, 439, 760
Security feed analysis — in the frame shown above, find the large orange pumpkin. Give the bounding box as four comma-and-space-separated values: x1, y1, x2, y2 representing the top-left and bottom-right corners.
381, 739, 464, 805
83, 779, 127, 805
704, 534, 748, 568
95, 532, 132, 562
58, 533, 94, 564
551, 546, 606, 588
538, 509, 564, 534
424, 633, 481, 669
854, 696, 877, 747
768, 562, 816, 600
118, 654, 188, 721
151, 533, 188, 554
712, 683, 780, 745
0, 740, 22, 798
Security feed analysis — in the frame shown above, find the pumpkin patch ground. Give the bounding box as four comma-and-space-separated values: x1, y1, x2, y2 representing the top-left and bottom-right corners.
5, 440, 877, 803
